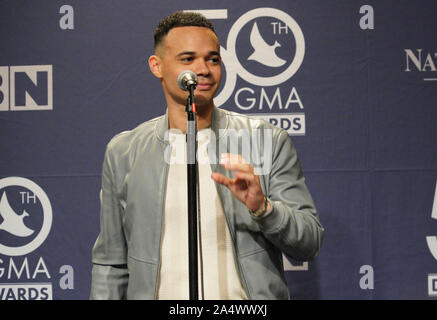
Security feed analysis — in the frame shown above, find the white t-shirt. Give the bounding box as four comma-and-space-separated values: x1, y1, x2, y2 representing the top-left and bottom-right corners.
157, 128, 248, 300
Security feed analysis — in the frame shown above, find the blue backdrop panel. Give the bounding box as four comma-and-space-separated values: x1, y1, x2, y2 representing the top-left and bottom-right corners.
0, 0, 436, 300
286, 171, 373, 300
371, 171, 437, 299
368, 2, 437, 170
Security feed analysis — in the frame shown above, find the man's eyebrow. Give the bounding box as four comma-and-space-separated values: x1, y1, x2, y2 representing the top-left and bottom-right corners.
175, 51, 221, 57
176, 51, 196, 57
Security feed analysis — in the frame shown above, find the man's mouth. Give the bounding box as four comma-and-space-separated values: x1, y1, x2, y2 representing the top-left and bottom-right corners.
196, 83, 213, 90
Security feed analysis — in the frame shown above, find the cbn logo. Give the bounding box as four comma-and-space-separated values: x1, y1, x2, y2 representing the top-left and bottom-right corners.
0, 65, 53, 111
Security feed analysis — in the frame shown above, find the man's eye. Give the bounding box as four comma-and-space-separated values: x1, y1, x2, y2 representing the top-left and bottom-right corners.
181, 57, 193, 62
209, 57, 220, 63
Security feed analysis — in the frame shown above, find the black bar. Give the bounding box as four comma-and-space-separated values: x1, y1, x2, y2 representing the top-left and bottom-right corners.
186, 88, 198, 300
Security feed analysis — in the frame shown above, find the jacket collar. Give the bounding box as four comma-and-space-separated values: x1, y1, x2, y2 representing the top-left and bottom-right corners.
155, 106, 229, 142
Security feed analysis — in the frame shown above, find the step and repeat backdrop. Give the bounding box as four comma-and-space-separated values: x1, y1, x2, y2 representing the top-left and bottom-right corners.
0, 0, 436, 300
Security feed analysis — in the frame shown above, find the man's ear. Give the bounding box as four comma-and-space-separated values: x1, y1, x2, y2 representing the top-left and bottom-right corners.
148, 55, 162, 79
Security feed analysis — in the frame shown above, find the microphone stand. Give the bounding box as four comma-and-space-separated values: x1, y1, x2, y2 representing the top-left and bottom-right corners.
186, 85, 198, 300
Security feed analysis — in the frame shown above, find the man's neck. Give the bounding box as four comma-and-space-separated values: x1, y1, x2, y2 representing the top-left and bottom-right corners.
167, 102, 214, 132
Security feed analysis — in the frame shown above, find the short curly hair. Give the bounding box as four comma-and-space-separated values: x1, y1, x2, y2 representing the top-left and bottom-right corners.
154, 11, 216, 49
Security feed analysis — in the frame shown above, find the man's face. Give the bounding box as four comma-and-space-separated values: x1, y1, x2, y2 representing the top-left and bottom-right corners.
152, 26, 222, 109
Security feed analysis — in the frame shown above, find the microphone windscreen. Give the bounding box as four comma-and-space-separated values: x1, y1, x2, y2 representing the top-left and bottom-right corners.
177, 70, 198, 91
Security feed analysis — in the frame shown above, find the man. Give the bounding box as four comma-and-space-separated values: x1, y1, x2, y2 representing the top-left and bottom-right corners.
90, 11, 323, 300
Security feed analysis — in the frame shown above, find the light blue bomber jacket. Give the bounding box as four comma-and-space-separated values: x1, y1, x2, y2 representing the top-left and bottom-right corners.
90, 106, 324, 300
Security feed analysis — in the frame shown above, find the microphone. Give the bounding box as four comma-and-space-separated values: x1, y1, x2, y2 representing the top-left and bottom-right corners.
177, 70, 198, 91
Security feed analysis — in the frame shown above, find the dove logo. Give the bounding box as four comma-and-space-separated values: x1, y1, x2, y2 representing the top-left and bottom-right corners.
0, 177, 52, 256
247, 22, 286, 68
219, 8, 305, 88
194, 8, 307, 135
0, 192, 35, 237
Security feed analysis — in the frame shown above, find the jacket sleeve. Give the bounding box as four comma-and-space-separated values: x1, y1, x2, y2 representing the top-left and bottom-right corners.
252, 130, 324, 261
90, 144, 129, 299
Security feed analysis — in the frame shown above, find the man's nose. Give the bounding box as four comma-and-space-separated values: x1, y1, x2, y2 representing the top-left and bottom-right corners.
193, 59, 209, 77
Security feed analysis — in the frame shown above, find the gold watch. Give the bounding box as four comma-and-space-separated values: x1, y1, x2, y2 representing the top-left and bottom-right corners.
249, 196, 269, 217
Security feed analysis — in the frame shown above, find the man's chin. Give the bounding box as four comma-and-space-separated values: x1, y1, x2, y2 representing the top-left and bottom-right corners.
193, 95, 215, 108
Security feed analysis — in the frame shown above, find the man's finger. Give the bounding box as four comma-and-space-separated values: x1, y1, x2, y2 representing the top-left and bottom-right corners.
211, 172, 234, 187
220, 154, 254, 173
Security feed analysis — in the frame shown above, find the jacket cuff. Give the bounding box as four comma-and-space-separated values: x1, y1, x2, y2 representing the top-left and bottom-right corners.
250, 200, 284, 233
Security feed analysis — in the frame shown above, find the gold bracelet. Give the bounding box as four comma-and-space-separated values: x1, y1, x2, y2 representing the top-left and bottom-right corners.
249, 196, 269, 217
